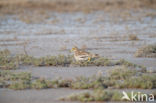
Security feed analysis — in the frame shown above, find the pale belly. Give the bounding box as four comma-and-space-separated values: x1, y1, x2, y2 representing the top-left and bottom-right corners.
74, 55, 88, 61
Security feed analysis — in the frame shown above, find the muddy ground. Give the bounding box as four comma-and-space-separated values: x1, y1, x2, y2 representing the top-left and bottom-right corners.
0, 0, 156, 103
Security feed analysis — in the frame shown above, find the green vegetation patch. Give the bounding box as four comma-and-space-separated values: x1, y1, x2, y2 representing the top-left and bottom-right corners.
116, 59, 146, 70
60, 89, 123, 102
60, 89, 153, 102
109, 66, 137, 80
0, 70, 73, 90
0, 70, 31, 89
18, 54, 72, 66
135, 44, 156, 58
0, 49, 73, 70
71, 57, 114, 66
128, 34, 139, 40
0, 49, 146, 69
0, 65, 155, 90
108, 66, 156, 89
0, 49, 18, 70
31, 78, 72, 89
71, 65, 155, 89
71, 76, 107, 89
9, 80, 31, 90
119, 74, 156, 89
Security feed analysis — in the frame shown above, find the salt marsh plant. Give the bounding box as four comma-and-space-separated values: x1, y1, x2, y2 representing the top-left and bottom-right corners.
61, 90, 155, 102
109, 66, 137, 80
9, 80, 31, 90
108, 66, 156, 89
0, 49, 145, 68
0, 65, 155, 90
129, 34, 139, 40
116, 59, 146, 70
17, 54, 73, 67
31, 78, 49, 89
0, 49, 18, 70
119, 74, 156, 89
72, 57, 114, 67
135, 44, 156, 58
60, 89, 122, 102
93, 57, 114, 66
116, 59, 137, 67
31, 78, 72, 89
71, 75, 108, 89
0, 71, 32, 90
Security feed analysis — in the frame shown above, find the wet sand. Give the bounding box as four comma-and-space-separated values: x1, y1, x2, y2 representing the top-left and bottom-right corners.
0, 88, 84, 103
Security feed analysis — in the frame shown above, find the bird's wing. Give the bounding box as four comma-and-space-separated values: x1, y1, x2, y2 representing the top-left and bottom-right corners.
78, 51, 90, 55
77, 55, 89, 58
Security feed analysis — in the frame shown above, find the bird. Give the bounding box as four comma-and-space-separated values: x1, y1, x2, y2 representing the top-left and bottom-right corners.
71, 46, 99, 61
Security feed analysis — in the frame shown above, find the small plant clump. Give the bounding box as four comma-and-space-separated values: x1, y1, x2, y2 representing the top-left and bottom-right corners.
17, 54, 73, 67
119, 74, 156, 89
0, 49, 74, 70
108, 66, 156, 89
116, 59, 137, 67
31, 78, 49, 89
0, 70, 32, 89
60, 89, 123, 102
31, 78, 72, 89
9, 80, 31, 90
116, 59, 146, 70
135, 44, 156, 58
109, 66, 137, 80
0, 49, 146, 69
93, 57, 114, 66
70, 66, 154, 90
60, 89, 151, 102
0, 71, 31, 81
0, 70, 73, 90
0, 49, 18, 70
0, 65, 155, 90
128, 34, 139, 40
71, 76, 108, 89
72, 57, 114, 67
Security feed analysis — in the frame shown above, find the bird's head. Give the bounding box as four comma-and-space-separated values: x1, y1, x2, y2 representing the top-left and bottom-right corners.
71, 46, 78, 52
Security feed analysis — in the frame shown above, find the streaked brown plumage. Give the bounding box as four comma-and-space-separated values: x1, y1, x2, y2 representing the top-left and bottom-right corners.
71, 46, 99, 61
